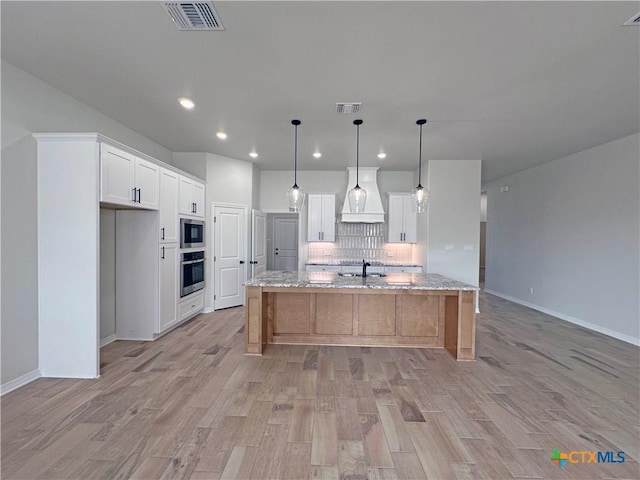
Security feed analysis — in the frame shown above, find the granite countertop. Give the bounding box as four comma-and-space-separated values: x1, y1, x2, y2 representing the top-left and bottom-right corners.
306, 262, 423, 267
245, 271, 477, 291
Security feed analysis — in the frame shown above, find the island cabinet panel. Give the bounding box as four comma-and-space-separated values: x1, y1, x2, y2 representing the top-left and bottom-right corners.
398, 295, 441, 338
315, 294, 353, 335
358, 296, 397, 336
273, 293, 311, 334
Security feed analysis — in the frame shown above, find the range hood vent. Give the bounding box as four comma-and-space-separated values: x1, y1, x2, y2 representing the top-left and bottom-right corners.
341, 167, 385, 223
164, 2, 224, 30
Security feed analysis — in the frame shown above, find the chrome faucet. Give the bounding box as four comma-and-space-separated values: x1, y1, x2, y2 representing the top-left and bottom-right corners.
362, 259, 371, 277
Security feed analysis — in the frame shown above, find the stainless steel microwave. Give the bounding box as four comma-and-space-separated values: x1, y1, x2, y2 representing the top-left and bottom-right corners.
180, 218, 204, 248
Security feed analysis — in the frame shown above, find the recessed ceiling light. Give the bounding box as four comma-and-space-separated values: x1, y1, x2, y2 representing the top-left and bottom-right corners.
377, 152, 387, 159
178, 97, 195, 110
313, 152, 322, 159
216, 132, 227, 140
249, 152, 258, 158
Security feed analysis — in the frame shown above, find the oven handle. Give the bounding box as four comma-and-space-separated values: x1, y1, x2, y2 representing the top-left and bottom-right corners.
181, 259, 205, 265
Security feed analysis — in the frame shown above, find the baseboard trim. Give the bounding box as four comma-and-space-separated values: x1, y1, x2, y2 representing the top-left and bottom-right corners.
1, 369, 41, 396
484, 289, 640, 347
202, 306, 214, 314
100, 334, 117, 347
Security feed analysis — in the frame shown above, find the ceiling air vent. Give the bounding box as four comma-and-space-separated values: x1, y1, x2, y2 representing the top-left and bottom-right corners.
623, 12, 640, 25
335, 103, 362, 115
164, 2, 224, 31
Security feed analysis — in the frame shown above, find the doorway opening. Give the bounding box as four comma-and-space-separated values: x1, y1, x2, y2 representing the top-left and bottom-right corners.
479, 191, 487, 285
266, 213, 299, 271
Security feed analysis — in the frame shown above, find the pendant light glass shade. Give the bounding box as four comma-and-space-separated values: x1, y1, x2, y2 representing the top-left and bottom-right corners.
348, 119, 367, 213
287, 119, 306, 212
411, 119, 430, 213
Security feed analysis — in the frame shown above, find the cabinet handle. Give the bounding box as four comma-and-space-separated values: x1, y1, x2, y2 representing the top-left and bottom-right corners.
239, 260, 245, 264
161, 246, 165, 259
194, 203, 197, 213
137, 188, 141, 203
161, 227, 165, 240
132, 188, 137, 202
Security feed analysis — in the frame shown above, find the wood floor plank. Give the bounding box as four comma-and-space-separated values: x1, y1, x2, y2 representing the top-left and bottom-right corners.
288, 398, 314, 442
311, 412, 338, 466
2, 292, 638, 480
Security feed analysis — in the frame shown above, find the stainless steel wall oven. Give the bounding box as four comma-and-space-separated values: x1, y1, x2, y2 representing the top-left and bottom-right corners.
180, 250, 205, 297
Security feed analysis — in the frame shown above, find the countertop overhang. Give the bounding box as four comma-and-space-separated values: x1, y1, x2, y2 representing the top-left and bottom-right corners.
245, 271, 477, 291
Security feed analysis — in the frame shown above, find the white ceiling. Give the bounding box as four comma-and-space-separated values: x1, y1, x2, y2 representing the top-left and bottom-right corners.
2, 1, 638, 183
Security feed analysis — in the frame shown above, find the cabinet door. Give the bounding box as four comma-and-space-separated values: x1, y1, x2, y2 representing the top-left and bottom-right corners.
100, 144, 134, 206
179, 176, 194, 216
307, 194, 324, 241
192, 181, 205, 219
159, 244, 178, 332
134, 158, 160, 210
402, 195, 417, 243
387, 194, 405, 243
321, 195, 336, 242
159, 168, 179, 243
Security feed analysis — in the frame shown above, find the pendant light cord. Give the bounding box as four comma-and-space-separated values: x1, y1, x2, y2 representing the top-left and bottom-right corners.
418, 122, 422, 187
356, 123, 360, 187
416, 119, 427, 188
294, 122, 298, 187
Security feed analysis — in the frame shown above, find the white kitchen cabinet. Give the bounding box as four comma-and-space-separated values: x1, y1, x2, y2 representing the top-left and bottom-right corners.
179, 292, 205, 322
100, 144, 159, 209
384, 265, 423, 273
308, 194, 336, 242
159, 244, 179, 332
387, 193, 417, 243
179, 176, 205, 219
159, 168, 179, 243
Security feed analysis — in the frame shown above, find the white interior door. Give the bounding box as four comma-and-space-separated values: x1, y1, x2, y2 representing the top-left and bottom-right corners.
274, 216, 298, 271
251, 210, 266, 278
214, 205, 246, 310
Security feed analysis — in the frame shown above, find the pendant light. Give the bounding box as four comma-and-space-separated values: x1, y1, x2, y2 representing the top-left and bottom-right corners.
286, 119, 306, 212
348, 119, 367, 212
411, 119, 430, 213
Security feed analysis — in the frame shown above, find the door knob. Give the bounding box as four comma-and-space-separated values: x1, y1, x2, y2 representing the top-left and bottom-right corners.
239, 260, 245, 264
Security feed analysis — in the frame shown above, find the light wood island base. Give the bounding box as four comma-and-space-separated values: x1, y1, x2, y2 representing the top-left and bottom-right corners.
246, 286, 476, 361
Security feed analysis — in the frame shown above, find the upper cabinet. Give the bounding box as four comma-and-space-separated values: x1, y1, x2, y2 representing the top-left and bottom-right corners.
308, 194, 336, 242
387, 193, 417, 243
159, 168, 179, 243
179, 176, 205, 219
100, 144, 159, 210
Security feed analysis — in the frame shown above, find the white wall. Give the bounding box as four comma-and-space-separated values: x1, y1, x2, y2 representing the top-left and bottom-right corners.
422, 160, 482, 287
485, 133, 640, 345
100, 210, 116, 342
1, 61, 172, 386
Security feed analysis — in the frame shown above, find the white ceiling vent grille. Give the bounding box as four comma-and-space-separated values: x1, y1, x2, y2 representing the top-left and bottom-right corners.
623, 12, 640, 25
164, 2, 224, 31
335, 103, 362, 114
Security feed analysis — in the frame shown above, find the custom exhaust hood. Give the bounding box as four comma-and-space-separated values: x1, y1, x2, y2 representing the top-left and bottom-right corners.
341, 167, 385, 223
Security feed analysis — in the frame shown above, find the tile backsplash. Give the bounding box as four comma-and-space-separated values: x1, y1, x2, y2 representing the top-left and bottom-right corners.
308, 223, 414, 265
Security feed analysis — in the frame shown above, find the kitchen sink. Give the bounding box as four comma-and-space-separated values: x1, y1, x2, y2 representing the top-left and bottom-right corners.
338, 272, 386, 278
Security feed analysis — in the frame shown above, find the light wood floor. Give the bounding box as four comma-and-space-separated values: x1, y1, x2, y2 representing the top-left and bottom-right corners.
2, 291, 639, 480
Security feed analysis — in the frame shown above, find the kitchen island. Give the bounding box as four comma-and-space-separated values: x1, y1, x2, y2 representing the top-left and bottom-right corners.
245, 271, 477, 361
